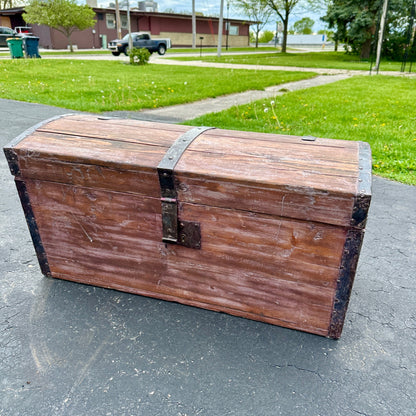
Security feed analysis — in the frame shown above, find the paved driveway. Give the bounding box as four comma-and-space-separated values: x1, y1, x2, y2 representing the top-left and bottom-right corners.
1, 99, 415, 416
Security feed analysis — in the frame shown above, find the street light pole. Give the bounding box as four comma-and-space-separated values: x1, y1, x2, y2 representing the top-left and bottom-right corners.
217, 0, 224, 57
127, 0, 132, 52
374, 0, 389, 72
192, 0, 196, 49
226, 0, 229, 50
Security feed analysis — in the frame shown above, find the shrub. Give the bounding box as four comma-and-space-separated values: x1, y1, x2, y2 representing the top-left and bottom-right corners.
129, 47, 151, 65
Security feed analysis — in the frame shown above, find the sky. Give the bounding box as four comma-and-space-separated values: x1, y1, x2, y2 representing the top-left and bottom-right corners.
97, 0, 328, 32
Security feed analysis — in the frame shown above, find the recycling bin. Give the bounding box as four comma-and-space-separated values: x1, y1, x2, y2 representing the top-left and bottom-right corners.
7, 37, 24, 59
24, 36, 41, 58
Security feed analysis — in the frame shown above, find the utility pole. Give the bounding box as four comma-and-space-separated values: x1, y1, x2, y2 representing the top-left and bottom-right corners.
115, 0, 122, 40
374, 0, 389, 72
192, 0, 196, 49
226, 0, 229, 50
127, 0, 132, 52
217, 0, 224, 57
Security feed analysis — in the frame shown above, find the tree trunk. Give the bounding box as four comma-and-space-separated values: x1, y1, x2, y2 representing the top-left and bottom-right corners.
281, 17, 289, 53
360, 37, 372, 59
361, 25, 377, 59
67, 35, 73, 53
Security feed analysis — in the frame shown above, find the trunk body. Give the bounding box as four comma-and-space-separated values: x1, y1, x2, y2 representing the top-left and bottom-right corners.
4, 115, 372, 339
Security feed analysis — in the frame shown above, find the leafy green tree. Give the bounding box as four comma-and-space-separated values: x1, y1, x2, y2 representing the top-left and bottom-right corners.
23, 0, 96, 52
259, 29, 275, 42
293, 17, 314, 34
322, 0, 380, 58
261, 0, 302, 52
232, 0, 273, 48
322, 0, 414, 59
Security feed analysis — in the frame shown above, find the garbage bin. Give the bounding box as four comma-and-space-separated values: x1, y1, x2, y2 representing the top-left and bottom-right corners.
23, 36, 41, 58
7, 37, 24, 59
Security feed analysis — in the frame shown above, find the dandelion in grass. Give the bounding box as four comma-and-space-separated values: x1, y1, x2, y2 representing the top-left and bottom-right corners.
270, 99, 281, 129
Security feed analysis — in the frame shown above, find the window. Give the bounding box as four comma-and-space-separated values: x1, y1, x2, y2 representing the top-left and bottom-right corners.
0, 27, 14, 35
229, 25, 239, 36
106, 14, 115, 29
121, 15, 128, 29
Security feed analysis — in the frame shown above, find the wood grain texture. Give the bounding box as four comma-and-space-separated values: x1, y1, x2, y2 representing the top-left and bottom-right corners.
12, 115, 361, 226
25, 178, 345, 335
5, 115, 372, 338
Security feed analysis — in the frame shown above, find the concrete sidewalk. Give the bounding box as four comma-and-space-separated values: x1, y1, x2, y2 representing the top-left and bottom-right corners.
105, 73, 351, 123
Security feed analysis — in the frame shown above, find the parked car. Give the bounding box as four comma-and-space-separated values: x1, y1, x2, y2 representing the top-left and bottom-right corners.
14, 26, 33, 37
108, 32, 171, 56
0, 26, 15, 47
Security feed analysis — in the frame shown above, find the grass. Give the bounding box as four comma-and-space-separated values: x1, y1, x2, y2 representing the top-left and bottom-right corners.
172, 51, 406, 72
0, 59, 315, 112
185, 75, 416, 185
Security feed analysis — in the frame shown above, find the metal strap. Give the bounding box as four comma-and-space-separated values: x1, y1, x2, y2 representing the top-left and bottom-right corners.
157, 126, 214, 247
158, 126, 214, 173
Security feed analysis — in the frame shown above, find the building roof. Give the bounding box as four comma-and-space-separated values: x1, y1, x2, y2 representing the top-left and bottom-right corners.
0, 6, 256, 25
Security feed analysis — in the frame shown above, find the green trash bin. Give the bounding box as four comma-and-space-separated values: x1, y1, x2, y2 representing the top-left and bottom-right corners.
7, 37, 24, 59
23, 36, 41, 58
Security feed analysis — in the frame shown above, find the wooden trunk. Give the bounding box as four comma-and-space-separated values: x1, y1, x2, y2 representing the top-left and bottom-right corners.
3, 114, 371, 338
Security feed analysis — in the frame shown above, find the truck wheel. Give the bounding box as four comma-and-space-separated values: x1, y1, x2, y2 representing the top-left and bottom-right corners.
123, 47, 129, 56
111, 51, 120, 56
157, 44, 166, 55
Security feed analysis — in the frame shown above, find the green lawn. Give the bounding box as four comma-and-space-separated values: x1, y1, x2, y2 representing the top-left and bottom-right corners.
172, 51, 406, 72
185, 75, 416, 185
0, 59, 315, 112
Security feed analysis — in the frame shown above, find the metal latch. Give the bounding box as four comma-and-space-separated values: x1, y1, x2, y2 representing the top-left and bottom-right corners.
157, 126, 214, 249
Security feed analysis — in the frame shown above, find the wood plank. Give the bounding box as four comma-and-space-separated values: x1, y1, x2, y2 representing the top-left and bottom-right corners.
177, 151, 358, 194
176, 173, 355, 227
15, 132, 167, 170
15, 156, 160, 198
38, 115, 189, 146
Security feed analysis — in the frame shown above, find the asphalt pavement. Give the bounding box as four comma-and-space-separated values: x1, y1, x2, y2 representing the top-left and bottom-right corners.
1, 97, 415, 416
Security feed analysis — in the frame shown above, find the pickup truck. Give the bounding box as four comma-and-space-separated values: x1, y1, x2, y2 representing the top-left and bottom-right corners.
108, 32, 171, 56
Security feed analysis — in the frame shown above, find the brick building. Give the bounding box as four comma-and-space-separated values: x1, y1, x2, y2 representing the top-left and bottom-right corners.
0, 7, 253, 49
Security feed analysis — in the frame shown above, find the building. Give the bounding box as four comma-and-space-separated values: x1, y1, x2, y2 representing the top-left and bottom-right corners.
0, 7, 253, 50
138, 1, 158, 12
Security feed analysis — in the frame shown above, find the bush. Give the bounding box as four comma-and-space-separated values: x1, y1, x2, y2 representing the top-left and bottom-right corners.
259, 30, 274, 43
129, 47, 151, 65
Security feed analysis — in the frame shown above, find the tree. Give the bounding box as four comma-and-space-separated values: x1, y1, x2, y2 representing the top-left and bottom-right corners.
261, 0, 302, 52
232, 0, 273, 48
1, 0, 27, 8
23, 0, 96, 52
322, 0, 380, 59
259, 29, 275, 42
322, 0, 413, 59
293, 17, 314, 34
